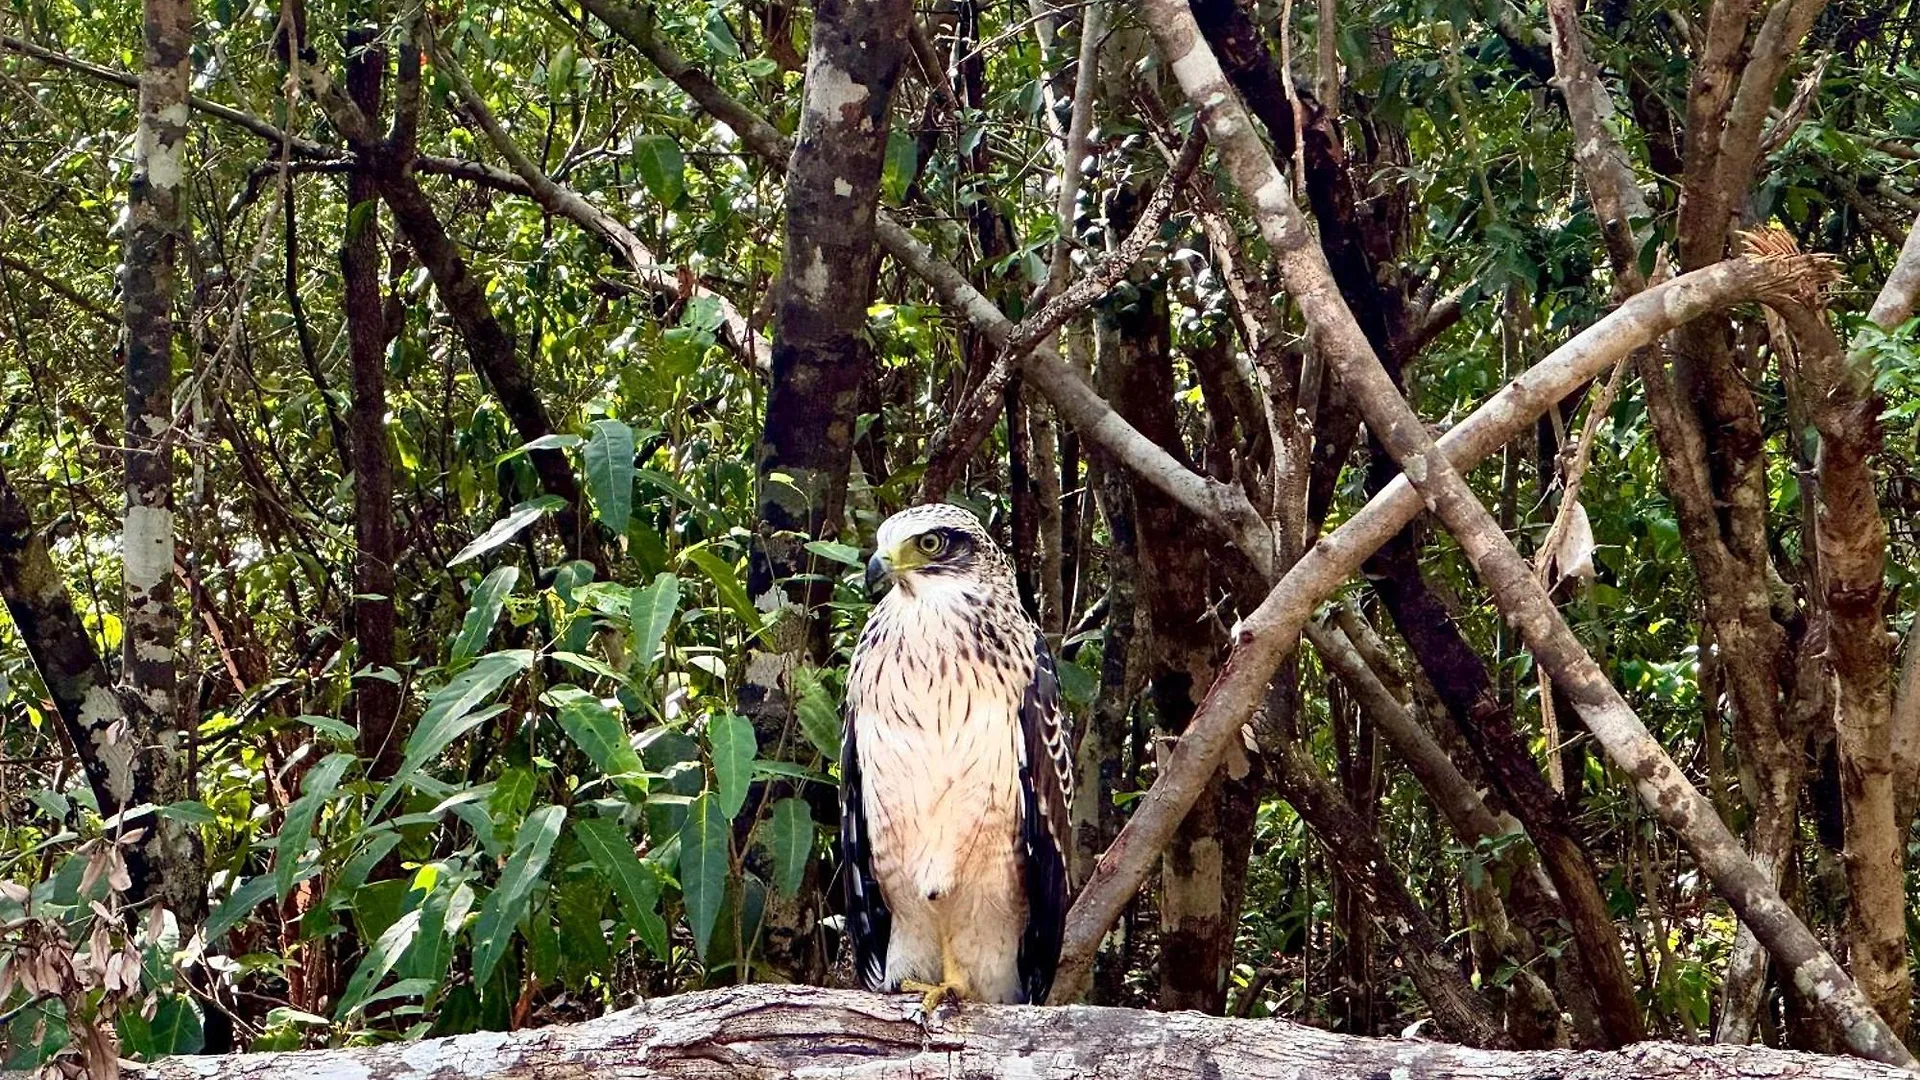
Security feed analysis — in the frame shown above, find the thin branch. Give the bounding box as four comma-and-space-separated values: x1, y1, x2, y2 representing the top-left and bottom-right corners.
919, 133, 1204, 502
429, 31, 765, 367
0, 253, 115, 326
1139, 5, 1909, 1066
1051, 250, 1841, 1002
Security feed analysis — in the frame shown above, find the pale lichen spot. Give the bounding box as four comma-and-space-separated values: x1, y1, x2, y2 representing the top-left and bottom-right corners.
1168, 41, 1215, 91
834, 177, 853, 197
1002, 1055, 1039, 1080
123, 504, 174, 589
92, 728, 138, 803
78, 684, 121, 727
145, 134, 185, 191
808, 62, 869, 121
1252, 176, 1291, 213
798, 247, 833, 302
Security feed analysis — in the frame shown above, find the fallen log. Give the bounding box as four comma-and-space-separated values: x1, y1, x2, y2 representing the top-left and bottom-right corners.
138, 986, 1911, 1080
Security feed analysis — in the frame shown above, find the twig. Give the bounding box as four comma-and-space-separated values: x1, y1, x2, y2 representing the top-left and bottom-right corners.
1530, 351, 1631, 790
919, 132, 1206, 501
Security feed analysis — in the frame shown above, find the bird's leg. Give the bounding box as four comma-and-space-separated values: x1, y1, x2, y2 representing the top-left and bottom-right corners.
901, 937, 968, 1015
900, 979, 956, 1015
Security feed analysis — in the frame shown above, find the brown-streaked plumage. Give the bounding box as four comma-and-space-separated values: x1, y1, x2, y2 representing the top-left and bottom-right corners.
839, 503, 1074, 1009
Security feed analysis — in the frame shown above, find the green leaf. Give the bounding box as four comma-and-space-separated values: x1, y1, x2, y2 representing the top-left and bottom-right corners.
336, 907, 423, 1019
629, 572, 680, 669
573, 818, 668, 960
324, 831, 403, 908
1056, 657, 1097, 708
374, 651, 535, 816
346, 199, 378, 242
205, 867, 317, 945
881, 128, 917, 204
707, 713, 755, 819
803, 540, 866, 569
452, 566, 519, 664
276, 753, 355, 902
703, 10, 741, 58
794, 667, 842, 760
682, 545, 761, 630
470, 805, 567, 989
584, 419, 635, 535
679, 792, 730, 959
497, 434, 582, 462
449, 496, 566, 566
634, 134, 686, 207
765, 797, 812, 898
557, 697, 648, 795
547, 42, 576, 97
751, 759, 833, 785
551, 651, 630, 685
295, 713, 358, 742
635, 467, 698, 507
158, 800, 216, 825
120, 996, 203, 1060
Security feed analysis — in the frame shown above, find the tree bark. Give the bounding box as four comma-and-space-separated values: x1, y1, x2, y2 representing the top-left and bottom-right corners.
1266, 725, 1509, 1048
342, 26, 402, 782
298, 43, 602, 574
1309, 621, 1566, 1047
1092, 182, 1254, 1017
1050, 252, 1841, 1004
0, 466, 143, 833
731, 0, 913, 984
121, 0, 202, 919
369, 165, 603, 572
123, 986, 1920, 1080
1778, 297, 1909, 1036
1141, 4, 1911, 1065
1368, 521, 1642, 1048
744, 0, 911, 622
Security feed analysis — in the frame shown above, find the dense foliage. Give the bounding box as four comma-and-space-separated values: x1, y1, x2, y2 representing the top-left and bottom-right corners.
1, 0, 1919, 1070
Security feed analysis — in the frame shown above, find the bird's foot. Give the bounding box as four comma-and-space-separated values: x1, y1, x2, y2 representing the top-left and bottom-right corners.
900, 979, 959, 1020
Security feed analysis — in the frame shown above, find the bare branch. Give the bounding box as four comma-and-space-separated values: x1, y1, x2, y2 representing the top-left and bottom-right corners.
1138, 4, 1910, 1065
429, 33, 764, 367
919, 133, 1205, 502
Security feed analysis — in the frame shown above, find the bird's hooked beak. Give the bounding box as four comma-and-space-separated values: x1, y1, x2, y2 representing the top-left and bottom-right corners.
865, 550, 892, 598
866, 535, 934, 598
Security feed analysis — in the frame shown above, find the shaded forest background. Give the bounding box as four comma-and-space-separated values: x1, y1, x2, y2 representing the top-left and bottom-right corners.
2, 0, 1920, 1071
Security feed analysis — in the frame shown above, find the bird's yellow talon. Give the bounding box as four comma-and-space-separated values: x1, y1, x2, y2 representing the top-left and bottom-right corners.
901, 979, 958, 1014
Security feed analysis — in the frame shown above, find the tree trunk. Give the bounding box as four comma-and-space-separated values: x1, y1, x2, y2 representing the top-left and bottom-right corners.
1265, 726, 1509, 1049
737, 0, 914, 983
369, 166, 602, 573
1368, 545, 1643, 1048
120, 0, 202, 919
125, 986, 1914, 1080
0, 466, 141, 830
1780, 299, 1910, 1036
1142, 4, 1911, 1063
1094, 245, 1254, 1015
343, 25, 402, 781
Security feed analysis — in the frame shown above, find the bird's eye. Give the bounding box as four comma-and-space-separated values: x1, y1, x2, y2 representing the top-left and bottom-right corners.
916, 532, 945, 556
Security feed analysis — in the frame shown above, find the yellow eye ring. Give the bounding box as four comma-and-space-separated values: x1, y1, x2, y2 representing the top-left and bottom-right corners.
916, 532, 944, 555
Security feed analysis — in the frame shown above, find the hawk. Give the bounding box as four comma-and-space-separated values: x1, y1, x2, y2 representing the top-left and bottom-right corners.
839, 503, 1074, 1009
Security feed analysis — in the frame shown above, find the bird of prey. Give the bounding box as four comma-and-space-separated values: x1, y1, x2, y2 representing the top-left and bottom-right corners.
839, 503, 1074, 1010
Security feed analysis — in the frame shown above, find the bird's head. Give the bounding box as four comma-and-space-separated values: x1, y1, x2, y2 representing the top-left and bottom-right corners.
865, 503, 1007, 599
